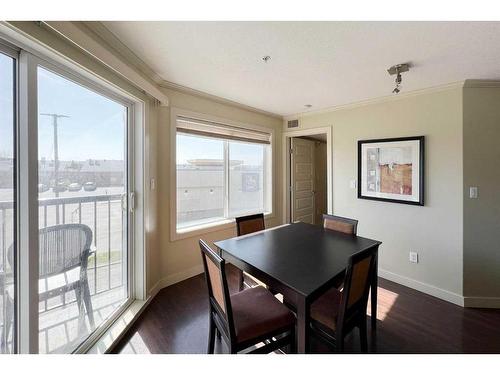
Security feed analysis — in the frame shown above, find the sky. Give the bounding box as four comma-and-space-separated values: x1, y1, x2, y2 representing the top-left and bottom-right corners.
0, 54, 14, 159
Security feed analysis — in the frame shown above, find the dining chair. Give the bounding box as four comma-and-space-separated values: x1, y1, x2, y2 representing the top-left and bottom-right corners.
323, 214, 358, 235
200, 239, 296, 354
309, 245, 378, 353
234, 213, 266, 291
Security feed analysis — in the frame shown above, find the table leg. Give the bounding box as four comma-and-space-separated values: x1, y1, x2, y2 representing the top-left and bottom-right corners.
295, 297, 310, 354
371, 253, 378, 332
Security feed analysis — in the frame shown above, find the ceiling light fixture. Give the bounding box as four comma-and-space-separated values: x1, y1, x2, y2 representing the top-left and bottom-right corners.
387, 63, 410, 94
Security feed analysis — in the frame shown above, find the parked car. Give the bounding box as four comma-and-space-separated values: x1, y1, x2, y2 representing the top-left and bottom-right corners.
38, 183, 49, 193
83, 181, 97, 191
52, 182, 67, 193
68, 182, 82, 192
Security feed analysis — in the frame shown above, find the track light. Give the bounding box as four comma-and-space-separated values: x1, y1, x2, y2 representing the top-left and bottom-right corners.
388, 63, 410, 94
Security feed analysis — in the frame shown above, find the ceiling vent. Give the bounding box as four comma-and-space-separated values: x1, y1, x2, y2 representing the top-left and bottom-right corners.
287, 119, 299, 129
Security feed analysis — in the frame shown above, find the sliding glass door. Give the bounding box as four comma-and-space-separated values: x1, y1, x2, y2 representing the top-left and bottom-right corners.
36, 66, 130, 353
0, 47, 16, 354
0, 38, 135, 353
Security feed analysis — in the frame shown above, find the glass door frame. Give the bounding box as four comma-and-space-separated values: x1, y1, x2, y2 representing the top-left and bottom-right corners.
7, 39, 143, 353
0, 38, 19, 354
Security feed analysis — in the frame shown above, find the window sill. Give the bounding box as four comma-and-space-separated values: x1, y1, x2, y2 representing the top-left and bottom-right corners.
85, 298, 151, 354
171, 212, 274, 242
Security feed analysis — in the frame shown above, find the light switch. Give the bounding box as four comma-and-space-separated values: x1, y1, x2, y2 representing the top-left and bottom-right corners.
469, 186, 478, 199
349, 179, 357, 189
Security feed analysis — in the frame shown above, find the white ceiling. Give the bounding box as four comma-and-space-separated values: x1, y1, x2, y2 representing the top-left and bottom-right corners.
103, 21, 500, 116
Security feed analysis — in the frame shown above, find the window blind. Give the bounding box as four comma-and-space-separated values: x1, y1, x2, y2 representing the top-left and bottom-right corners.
176, 116, 271, 145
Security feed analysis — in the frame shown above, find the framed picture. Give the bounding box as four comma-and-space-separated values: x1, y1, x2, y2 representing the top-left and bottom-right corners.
358, 136, 424, 206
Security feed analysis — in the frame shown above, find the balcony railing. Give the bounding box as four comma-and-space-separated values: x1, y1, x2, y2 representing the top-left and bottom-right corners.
1, 192, 127, 353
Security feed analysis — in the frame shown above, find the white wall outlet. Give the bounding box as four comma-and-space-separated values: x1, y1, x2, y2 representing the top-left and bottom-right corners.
409, 251, 419, 264
349, 179, 357, 189
469, 186, 478, 199
150, 178, 156, 190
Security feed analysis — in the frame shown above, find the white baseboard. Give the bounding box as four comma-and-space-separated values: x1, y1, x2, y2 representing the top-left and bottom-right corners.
152, 265, 204, 294
379, 268, 464, 307
463, 296, 500, 308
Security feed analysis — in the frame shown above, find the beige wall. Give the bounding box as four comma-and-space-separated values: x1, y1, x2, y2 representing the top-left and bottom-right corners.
463, 86, 500, 305
286, 87, 464, 301
156, 87, 283, 287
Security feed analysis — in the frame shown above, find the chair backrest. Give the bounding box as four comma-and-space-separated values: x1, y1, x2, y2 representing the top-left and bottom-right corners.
235, 213, 265, 236
199, 240, 235, 339
323, 214, 358, 235
337, 246, 378, 330
7, 224, 93, 278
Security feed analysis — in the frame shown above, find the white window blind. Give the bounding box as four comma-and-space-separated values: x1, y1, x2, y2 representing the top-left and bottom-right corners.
176, 116, 271, 145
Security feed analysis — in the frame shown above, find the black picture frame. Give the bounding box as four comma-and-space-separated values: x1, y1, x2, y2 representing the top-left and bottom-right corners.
357, 136, 425, 206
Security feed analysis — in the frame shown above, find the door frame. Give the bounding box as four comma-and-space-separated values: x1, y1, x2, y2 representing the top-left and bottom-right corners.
282, 126, 333, 224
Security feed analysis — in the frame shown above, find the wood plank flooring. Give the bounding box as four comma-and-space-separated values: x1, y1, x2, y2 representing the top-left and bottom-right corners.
113, 268, 500, 354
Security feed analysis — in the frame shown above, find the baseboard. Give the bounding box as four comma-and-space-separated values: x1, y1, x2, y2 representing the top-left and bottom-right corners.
463, 296, 500, 308
154, 264, 204, 292
379, 268, 464, 307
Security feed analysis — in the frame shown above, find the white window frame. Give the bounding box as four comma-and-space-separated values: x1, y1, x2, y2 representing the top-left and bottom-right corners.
170, 107, 275, 241
0, 28, 147, 354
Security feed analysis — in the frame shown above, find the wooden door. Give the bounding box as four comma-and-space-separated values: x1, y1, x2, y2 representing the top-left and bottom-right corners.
291, 138, 315, 224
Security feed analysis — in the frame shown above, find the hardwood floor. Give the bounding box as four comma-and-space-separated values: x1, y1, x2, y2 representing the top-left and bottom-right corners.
113, 268, 500, 354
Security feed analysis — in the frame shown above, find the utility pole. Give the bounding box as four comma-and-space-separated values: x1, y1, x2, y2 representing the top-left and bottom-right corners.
41, 113, 70, 223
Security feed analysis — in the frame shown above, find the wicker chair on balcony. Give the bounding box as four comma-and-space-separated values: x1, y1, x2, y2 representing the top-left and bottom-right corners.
0, 223, 95, 352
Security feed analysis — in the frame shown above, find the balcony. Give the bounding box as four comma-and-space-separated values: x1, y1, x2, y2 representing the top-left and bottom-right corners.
0, 192, 127, 353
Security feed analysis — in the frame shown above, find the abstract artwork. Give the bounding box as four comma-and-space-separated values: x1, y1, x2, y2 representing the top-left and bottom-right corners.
358, 136, 424, 205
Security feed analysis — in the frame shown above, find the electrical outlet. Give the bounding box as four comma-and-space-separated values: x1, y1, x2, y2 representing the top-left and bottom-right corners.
469, 186, 478, 199
409, 251, 419, 264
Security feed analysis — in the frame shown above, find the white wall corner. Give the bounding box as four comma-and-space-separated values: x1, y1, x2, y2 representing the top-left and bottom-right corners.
152, 265, 205, 294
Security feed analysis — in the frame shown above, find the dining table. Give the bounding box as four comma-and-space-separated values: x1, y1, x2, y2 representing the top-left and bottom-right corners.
214, 221, 382, 353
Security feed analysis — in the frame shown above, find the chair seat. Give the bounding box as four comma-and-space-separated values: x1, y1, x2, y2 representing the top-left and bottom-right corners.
231, 286, 295, 344
310, 287, 342, 331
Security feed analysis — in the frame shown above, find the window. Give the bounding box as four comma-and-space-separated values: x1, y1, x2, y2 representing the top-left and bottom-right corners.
175, 116, 272, 232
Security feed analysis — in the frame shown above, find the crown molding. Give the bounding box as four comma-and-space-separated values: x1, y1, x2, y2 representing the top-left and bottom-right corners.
463, 79, 500, 88
160, 80, 283, 120
42, 21, 169, 106
82, 22, 165, 85
283, 81, 466, 121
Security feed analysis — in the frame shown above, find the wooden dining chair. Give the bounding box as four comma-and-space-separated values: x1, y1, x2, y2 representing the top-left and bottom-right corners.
309, 245, 378, 353
234, 213, 266, 291
200, 239, 296, 354
323, 214, 358, 235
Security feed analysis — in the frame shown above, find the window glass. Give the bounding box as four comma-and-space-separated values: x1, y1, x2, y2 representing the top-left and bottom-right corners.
176, 134, 225, 230
0, 51, 15, 354
37, 66, 128, 353
228, 141, 265, 217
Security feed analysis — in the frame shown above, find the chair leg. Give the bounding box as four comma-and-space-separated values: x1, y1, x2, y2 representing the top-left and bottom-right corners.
82, 280, 95, 330
359, 319, 368, 353
238, 270, 244, 291
75, 285, 87, 335
207, 317, 215, 354
335, 331, 344, 353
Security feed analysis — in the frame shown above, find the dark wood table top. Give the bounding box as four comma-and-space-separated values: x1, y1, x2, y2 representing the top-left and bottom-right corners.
214, 222, 381, 298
